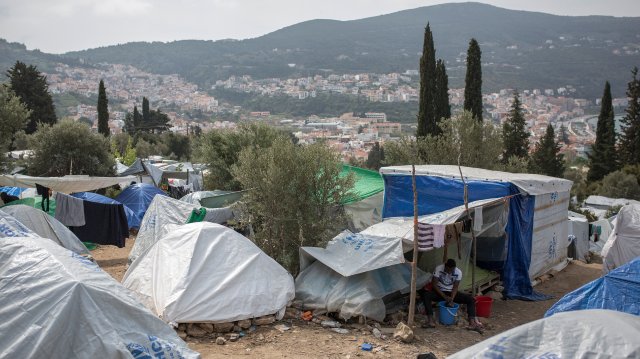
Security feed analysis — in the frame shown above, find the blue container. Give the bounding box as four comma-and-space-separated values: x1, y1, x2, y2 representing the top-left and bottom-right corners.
438, 301, 459, 325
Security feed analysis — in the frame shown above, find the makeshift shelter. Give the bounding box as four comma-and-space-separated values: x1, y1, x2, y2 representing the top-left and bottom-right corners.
0, 237, 199, 358
602, 204, 640, 273
380, 165, 573, 300
450, 309, 640, 358
567, 211, 589, 262
115, 183, 168, 227
589, 218, 613, 254
340, 165, 385, 232
0, 205, 89, 256
129, 195, 234, 263
123, 222, 295, 324
545, 257, 640, 317
72, 192, 139, 230
119, 159, 204, 192
0, 186, 27, 197
0, 174, 135, 193
181, 190, 245, 208
1, 196, 56, 216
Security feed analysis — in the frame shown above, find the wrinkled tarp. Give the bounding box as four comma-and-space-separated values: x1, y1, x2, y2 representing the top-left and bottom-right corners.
0, 186, 26, 197
602, 204, 640, 273
123, 222, 294, 324
0, 174, 135, 193
180, 190, 231, 205
118, 158, 146, 176
115, 183, 167, 228
449, 310, 640, 358
344, 192, 384, 232
0, 237, 199, 359
72, 192, 139, 229
545, 257, 640, 317
567, 216, 589, 262
199, 191, 245, 208
340, 165, 384, 204
0, 205, 89, 256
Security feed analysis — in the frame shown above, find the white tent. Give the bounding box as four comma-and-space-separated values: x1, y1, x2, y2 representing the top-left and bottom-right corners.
567, 211, 589, 262
123, 222, 295, 324
0, 205, 90, 256
602, 204, 640, 273
0, 237, 199, 359
589, 218, 614, 254
449, 310, 640, 358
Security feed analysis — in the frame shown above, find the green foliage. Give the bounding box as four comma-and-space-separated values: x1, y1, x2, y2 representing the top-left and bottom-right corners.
27, 119, 115, 176
587, 81, 617, 181
502, 91, 529, 161
97, 80, 109, 136
365, 142, 385, 170
111, 134, 137, 166
193, 123, 287, 190
417, 23, 437, 137
568, 205, 598, 222
598, 170, 640, 200
463, 38, 483, 121
232, 138, 354, 274
605, 205, 623, 218
529, 124, 565, 177
78, 116, 93, 127
135, 138, 154, 159
619, 67, 640, 166
434, 59, 451, 123
6, 61, 57, 133
0, 85, 31, 171
124, 100, 171, 135
160, 132, 191, 161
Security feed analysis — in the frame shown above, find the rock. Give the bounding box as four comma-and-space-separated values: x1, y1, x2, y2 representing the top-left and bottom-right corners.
177, 323, 188, 331
214, 322, 235, 333
486, 291, 502, 300
233, 325, 242, 332
215, 337, 226, 345
332, 328, 349, 334
493, 285, 504, 292
197, 323, 214, 333
237, 319, 252, 329
393, 322, 414, 343
187, 324, 208, 338
372, 328, 382, 339
284, 307, 301, 319
274, 324, 290, 333
321, 320, 341, 328
253, 315, 275, 326
228, 333, 240, 342
177, 331, 187, 340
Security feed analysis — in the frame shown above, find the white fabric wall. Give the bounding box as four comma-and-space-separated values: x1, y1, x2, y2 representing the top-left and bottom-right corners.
529, 191, 570, 279
567, 217, 589, 262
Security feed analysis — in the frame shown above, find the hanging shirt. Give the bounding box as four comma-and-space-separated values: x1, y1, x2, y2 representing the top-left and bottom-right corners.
54, 192, 86, 227
433, 264, 463, 292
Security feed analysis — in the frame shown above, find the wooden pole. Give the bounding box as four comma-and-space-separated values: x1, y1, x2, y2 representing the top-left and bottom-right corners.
457, 159, 477, 296
408, 164, 419, 326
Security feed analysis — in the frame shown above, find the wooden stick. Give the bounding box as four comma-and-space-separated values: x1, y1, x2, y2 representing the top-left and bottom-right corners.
408, 164, 419, 326
457, 157, 477, 296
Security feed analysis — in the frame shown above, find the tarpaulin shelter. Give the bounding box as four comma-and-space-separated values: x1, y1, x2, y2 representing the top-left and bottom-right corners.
567, 211, 589, 262
1, 196, 56, 216
449, 309, 640, 358
380, 165, 573, 300
123, 222, 295, 324
115, 183, 168, 227
72, 192, 139, 230
119, 159, 203, 191
340, 165, 385, 232
602, 204, 640, 273
545, 257, 640, 317
0, 174, 135, 193
181, 190, 246, 209
0, 205, 89, 256
0, 237, 199, 359
589, 218, 614, 254
0, 186, 27, 197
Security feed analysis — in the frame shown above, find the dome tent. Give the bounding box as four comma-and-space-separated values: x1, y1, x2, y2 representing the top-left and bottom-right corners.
602, 204, 640, 273
115, 183, 167, 228
123, 222, 295, 324
0, 237, 199, 358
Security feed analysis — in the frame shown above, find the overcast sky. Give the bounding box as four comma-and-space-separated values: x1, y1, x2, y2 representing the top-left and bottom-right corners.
1, 0, 639, 54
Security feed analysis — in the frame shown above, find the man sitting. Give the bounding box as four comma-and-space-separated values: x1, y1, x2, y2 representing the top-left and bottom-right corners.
418, 258, 483, 331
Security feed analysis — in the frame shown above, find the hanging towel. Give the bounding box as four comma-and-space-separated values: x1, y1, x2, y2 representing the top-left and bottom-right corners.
473, 206, 483, 232
432, 224, 446, 248
186, 208, 207, 223
54, 192, 86, 227
417, 222, 435, 251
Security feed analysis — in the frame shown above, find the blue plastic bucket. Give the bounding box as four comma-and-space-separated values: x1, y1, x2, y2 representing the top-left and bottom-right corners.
438, 301, 459, 325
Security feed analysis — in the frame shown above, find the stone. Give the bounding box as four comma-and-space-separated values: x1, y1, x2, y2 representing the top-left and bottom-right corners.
321, 320, 341, 328
393, 322, 414, 343
253, 315, 275, 326
177, 331, 187, 340
233, 325, 242, 332
284, 307, 301, 319
486, 291, 503, 300
187, 324, 207, 338
197, 323, 214, 333
332, 328, 349, 334
214, 322, 234, 333
372, 328, 382, 339
228, 333, 240, 342
215, 337, 226, 345
274, 324, 290, 333
237, 319, 252, 329
177, 323, 188, 331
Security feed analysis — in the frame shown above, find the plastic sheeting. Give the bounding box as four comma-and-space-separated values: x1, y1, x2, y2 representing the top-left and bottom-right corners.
449, 310, 640, 358
115, 183, 168, 228
0, 205, 89, 256
72, 192, 139, 230
0, 186, 26, 197
180, 190, 234, 205
344, 192, 384, 232
567, 216, 589, 262
0, 237, 199, 359
589, 218, 613, 254
529, 191, 570, 278
602, 204, 640, 273
123, 222, 295, 324
0, 174, 136, 193
545, 257, 640, 317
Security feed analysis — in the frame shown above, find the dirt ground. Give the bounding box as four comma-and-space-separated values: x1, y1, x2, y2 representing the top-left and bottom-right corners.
94, 238, 603, 359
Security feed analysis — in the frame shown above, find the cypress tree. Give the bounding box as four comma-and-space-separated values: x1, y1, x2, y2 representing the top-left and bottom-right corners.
366, 142, 385, 170
588, 81, 617, 181
502, 91, 529, 161
417, 23, 437, 137
619, 67, 640, 165
6, 61, 57, 134
530, 124, 565, 177
133, 105, 142, 132
464, 38, 483, 121
142, 97, 150, 130
434, 59, 451, 126
97, 80, 109, 136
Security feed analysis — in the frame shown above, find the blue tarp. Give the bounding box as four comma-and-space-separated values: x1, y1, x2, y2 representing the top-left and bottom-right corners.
545, 257, 640, 317
0, 187, 26, 197
72, 192, 139, 230
382, 174, 547, 300
115, 184, 167, 228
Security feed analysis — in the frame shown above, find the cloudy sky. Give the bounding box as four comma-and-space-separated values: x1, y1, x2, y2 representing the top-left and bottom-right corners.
1, 0, 638, 54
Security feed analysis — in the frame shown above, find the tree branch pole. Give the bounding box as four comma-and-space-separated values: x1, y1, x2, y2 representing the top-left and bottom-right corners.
408, 164, 419, 326
458, 156, 477, 296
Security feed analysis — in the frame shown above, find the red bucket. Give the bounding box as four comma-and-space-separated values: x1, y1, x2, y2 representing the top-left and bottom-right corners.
475, 296, 494, 318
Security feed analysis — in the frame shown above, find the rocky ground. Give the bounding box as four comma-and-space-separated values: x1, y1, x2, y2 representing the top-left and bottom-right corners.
93, 238, 603, 358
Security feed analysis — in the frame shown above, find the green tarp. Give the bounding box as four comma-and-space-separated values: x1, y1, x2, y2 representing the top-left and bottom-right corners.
340, 165, 384, 205
1, 197, 56, 217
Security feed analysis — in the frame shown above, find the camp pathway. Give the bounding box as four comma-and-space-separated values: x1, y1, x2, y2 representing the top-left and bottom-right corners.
93, 239, 603, 358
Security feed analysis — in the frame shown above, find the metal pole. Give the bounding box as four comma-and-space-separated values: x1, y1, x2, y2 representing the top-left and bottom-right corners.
408, 164, 419, 326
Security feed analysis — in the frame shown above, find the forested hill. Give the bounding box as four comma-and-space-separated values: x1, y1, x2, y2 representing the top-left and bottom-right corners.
0, 39, 85, 74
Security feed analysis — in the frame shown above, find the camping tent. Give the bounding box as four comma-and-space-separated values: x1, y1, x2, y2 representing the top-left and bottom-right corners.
545, 257, 640, 317
129, 195, 234, 263
340, 165, 385, 232
380, 165, 573, 300
602, 204, 640, 273
0, 237, 199, 358
449, 309, 640, 358
72, 192, 139, 229
0, 205, 89, 256
115, 183, 168, 227
122, 222, 295, 324
567, 211, 589, 262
